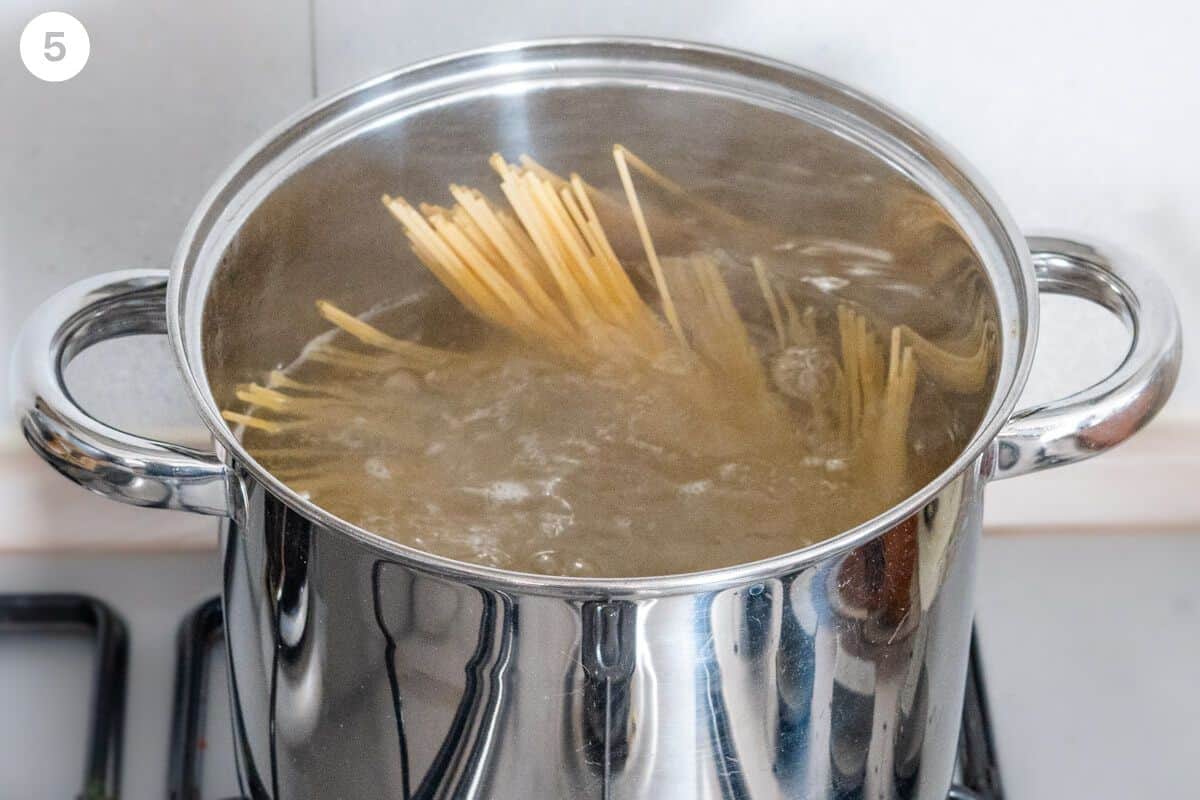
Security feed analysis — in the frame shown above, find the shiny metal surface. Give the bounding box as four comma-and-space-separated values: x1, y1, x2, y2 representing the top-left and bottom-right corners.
221, 465, 983, 799
11, 270, 232, 516
9, 39, 1182, 800
993, 237, 1182, 479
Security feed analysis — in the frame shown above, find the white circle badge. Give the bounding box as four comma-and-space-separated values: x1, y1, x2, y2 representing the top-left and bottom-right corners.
20, 12, 90, 82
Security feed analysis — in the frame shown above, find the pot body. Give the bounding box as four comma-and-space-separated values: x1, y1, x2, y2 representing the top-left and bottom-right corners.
222, 460, 984, 800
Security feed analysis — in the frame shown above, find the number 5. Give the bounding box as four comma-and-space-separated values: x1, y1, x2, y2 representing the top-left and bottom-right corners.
44, 31, 66, 62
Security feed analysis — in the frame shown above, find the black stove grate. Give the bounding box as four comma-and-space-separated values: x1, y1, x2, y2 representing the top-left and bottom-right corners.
169, 597, 1003, 800
168, 596, 225, 800
0, 593, 129, 800
949, 636, 1004, 800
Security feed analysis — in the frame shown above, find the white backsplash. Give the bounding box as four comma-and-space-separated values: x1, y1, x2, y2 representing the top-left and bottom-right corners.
0, 0, 312, 445
2, 0, 1195, 451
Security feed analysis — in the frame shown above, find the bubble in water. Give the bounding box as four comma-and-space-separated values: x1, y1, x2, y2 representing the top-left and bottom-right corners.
485, 481, 531, 504
384, 371, 421, 393
365, 457, 392, 480
718, 462, 747, 481
539, 513, 572, 537
771, 345, 841, 405
801, 275, 850, 292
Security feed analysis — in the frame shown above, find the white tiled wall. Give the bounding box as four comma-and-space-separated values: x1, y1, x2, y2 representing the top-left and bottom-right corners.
3, 0, 1195, 446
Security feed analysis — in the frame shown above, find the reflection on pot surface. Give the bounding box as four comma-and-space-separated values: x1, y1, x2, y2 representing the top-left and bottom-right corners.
222, 465, 979, 798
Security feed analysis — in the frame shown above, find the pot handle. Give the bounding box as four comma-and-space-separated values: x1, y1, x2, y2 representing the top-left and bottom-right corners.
992, 236, 1182, 480
11, 269, 234, 516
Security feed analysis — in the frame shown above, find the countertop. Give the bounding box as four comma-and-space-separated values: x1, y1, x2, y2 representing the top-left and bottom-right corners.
975, 532, 1200, 798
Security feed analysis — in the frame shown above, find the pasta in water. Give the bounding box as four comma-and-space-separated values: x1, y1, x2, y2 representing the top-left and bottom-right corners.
222, 146, 995, 577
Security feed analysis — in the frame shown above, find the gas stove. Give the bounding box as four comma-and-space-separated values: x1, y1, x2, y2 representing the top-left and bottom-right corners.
0, 579, 1002, 800
3, 531, 1196, 799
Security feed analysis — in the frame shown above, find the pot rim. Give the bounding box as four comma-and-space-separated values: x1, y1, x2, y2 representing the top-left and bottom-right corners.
169, 36, 1037, 597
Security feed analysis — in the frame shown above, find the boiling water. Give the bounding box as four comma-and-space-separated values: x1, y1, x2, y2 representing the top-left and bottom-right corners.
238, 255, 989, 577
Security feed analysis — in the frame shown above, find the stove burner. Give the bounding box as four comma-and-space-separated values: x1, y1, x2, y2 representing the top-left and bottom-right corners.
169, 596, 225, 800
950, 636, 1004, 799
0, 593, 128, 800
170, 597, 1003, 800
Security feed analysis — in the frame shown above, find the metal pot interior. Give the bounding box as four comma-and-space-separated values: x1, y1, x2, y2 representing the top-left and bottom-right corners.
178, 40, 1031, 568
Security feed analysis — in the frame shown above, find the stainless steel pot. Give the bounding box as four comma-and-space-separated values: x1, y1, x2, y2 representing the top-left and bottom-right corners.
12, 39, 1181, 799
